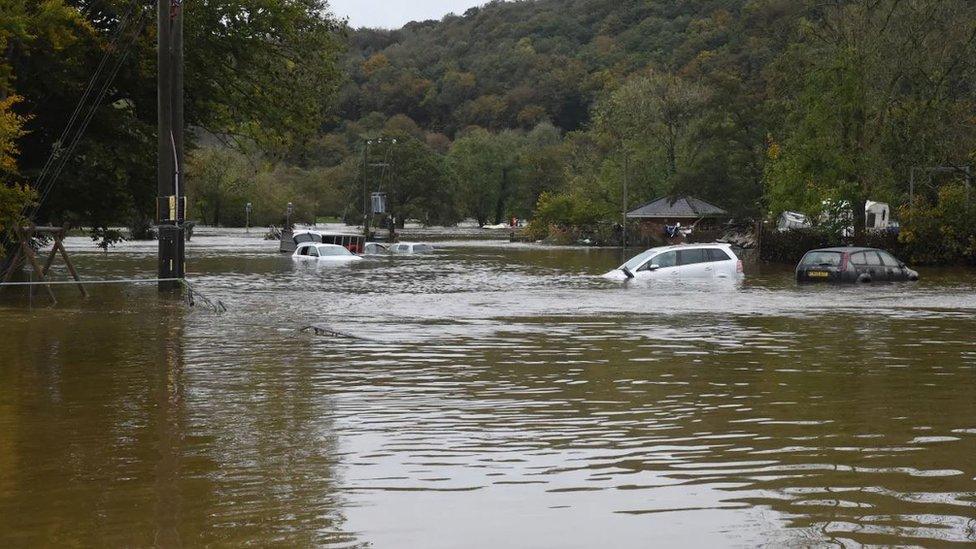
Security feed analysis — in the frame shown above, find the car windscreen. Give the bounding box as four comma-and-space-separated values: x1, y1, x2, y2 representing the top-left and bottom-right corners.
878, 251, 901, 267
800, 251, 842, 266
619, 250, 658, 271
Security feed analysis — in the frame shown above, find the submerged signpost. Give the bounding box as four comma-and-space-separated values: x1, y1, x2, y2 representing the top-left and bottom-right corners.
157, 0, 186, 290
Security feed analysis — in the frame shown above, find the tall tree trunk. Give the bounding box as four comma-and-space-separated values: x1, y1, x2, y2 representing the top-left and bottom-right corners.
852, 196, 867, 245
494, 167, 509, 225
666, 124, 677, 178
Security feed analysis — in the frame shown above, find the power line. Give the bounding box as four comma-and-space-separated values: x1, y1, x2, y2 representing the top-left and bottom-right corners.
27, 1, 156, 220
30, 1, 140, 196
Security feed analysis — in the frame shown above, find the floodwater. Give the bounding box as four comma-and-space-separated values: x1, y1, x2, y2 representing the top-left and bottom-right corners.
2, 229, 976, 547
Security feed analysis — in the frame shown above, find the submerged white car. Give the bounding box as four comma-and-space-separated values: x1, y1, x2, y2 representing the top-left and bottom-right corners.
363, 242, 390, 255
293, 243, 363, 262
604, 243, 743, 281
390, 242, 435, 254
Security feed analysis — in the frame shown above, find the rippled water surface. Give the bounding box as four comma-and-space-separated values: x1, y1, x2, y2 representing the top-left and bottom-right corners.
2, 229, 976, 547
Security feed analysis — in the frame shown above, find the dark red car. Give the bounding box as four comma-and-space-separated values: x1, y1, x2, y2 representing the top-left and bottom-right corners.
796, 247, 920, 283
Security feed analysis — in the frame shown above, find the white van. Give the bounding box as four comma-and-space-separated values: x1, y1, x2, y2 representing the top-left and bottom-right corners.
604, 243, 744, 281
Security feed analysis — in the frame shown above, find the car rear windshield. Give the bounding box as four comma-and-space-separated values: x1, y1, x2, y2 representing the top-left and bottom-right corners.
801, 251, 842, 266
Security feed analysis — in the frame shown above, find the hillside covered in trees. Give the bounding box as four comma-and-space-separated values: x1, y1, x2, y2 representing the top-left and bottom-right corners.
3, 0, 976, 258
0, 0, 343, 251
189, 0, 973, 248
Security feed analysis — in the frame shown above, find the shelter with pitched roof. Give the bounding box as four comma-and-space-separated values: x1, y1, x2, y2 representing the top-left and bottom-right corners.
626, 196, 728, 225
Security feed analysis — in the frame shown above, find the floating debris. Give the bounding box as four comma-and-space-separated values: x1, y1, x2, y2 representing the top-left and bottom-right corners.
300, 324, 374, 341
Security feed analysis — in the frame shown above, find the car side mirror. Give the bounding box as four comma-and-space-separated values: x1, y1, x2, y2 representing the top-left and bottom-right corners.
648, 264, 660, 271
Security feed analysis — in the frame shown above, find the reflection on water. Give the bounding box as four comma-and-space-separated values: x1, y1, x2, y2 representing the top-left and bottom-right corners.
1, 229, 975, 547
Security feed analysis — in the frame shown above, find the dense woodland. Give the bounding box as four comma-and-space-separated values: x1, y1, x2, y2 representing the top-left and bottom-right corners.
3, 0, 976, 260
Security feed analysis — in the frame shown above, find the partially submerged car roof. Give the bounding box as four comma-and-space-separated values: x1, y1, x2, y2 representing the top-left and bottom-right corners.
642, 242, 736, 253
807, 247, 878, 253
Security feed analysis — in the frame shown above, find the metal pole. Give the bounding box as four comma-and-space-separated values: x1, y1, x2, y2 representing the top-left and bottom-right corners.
388, 140, 396, 243
622, 152, 629, 261
363, 141, 369, 238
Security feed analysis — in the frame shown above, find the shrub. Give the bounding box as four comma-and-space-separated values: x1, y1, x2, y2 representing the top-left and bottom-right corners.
760, 228, 834, 264
899, 184, 976, 265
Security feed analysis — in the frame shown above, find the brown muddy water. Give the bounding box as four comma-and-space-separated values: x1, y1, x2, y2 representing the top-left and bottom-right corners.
1, 229, 975, 547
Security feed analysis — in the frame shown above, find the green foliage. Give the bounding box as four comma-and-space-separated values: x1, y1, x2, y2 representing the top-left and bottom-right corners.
3, 0, 974, 266
186, 145, 348, 228
532, 191, 608, 229
0, 181, 35, 241
387, 136, 461, 226
0, 94, 34, 255
759, 228, 834, 264
899, 184, 976, 265
0, 95, 27, 177
185, 0, 345, 150
3, 0, 345, 232
595, 72, 710, 181
448, 129, 522, 226
764, 0, 976, 242
759, 228, 904, 265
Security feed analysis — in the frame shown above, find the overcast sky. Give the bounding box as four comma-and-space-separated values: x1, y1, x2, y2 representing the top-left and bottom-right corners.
329, 0, 489, 29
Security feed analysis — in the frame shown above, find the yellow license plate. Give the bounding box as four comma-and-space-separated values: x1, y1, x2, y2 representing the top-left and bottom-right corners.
808, 271, 829, 278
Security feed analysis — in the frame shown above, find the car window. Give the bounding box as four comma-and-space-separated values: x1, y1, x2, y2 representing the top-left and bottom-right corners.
879, 251, 901, 267
865, 252, 882, 266
651, 251, 677, 268
308, 246, 319, 257
801, 251, 842, 266
677, 249, 707, 266
850, 252, 868, 266
707, 248, 731, 262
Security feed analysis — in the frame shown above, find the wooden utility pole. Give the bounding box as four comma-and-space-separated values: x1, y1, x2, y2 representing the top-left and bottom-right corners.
157, 0, 186, 290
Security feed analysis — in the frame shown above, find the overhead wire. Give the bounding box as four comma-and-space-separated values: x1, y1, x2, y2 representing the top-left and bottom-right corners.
28, 0, 140, 206
27, 1, 156, 221
34, 2, 155, 215
32, 5, 154, 218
